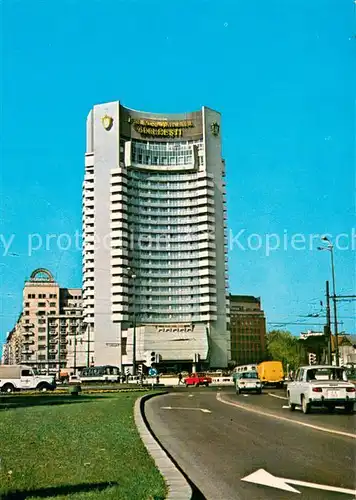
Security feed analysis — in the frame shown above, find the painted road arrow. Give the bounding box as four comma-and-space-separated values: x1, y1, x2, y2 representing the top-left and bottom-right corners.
242, 469, 356, 495
161, 407, 211, 413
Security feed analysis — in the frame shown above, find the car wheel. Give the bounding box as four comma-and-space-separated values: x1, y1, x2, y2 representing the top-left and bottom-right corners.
344, 403, 354, 414
1, 384, 15, 393
289, 401, 296, 411
287, 392, 296, 411
37, 383, 50, 392
205, 383, 209, 387
301, 396, 311, 414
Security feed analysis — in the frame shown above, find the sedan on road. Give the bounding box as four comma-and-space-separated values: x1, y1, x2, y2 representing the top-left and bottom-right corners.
287, 365, 356, 414
184, 372, 212, 387
234, 371, 262, 394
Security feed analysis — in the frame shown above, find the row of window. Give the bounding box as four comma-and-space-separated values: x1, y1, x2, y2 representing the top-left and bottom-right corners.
36, 338, 85, 347
124, 304, 214, 311
27, 293, 57, 299
26, 293, 81, 300
131, 141, 196, 167
130, 181, 209, 190
37, 326, 80, 333
23, 310, 81, 316
24, 302, 57, 308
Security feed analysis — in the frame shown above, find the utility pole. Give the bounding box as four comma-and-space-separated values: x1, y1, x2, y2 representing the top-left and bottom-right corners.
318, 237, 340, 367
330, 247, 340, 366
58, 326, 61, 381
46, 315, 50, 375
132, 309, 137, 376
325, 281, 332, 364
127, 267, 137, 376
73, 334, 77, 375
87, 324, 90, 367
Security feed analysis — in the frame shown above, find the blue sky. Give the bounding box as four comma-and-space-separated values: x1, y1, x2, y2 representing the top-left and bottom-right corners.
0, 0, 355, 348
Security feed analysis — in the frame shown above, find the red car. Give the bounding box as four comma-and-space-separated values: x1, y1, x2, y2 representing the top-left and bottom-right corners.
184, 372, 212, 387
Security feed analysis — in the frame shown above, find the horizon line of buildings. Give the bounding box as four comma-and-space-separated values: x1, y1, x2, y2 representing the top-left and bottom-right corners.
1, 268, 267, 374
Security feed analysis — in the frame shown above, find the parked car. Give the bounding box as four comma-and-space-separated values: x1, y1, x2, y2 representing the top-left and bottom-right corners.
234, 371, 263, 394
287, 365, 356, 414
68, 374, 82, 385
184, 372, 212, 387
0, 365, 56, 393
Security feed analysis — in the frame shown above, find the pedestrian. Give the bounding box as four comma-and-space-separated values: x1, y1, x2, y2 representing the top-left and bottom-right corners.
178, 373, 183, 385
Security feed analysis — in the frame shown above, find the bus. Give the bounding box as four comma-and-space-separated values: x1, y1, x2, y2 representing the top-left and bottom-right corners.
80, 365, 120, 383
233, 364, 258, 374
232, 364, 258, 386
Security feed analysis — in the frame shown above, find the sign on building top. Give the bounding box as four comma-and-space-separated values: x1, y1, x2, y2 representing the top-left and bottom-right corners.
129, 116, 194, 138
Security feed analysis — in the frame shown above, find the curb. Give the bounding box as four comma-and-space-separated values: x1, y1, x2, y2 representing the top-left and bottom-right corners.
134, 392, 193, 500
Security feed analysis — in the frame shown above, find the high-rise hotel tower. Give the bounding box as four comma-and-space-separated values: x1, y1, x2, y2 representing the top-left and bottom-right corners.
83, 102, 230, 371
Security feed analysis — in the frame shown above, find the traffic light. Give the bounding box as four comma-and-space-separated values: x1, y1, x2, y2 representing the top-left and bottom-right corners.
143, 351, 151, 368
150, 352, 161, 364
143, 351, 160, 367
308, 353, 317, 365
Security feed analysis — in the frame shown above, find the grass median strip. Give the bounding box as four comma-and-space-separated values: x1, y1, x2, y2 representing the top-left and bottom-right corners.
0, 392, 167, 500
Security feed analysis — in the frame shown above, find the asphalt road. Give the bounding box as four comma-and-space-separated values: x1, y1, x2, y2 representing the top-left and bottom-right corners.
144, 388, 356, 500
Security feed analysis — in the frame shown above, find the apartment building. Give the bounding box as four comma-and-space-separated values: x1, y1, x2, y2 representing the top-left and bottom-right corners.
2, 268, 87, 376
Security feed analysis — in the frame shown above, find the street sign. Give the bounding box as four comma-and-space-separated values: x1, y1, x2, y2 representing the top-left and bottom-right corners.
149, 367, 158, 377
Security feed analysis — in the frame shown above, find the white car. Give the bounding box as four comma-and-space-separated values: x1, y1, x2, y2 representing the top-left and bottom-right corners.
234, 371, 262, 394
287, 365, 355, 414
68, 374, 81, 385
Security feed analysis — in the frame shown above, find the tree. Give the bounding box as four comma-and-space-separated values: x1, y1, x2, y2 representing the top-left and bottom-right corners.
266, 330, 306, 371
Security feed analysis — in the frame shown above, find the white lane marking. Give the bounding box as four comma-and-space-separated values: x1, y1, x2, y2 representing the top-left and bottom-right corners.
282, 405, 290, 409
242, 469, 300, 493
216, 393, 356, 439
161, 406, 211, 413
242, 468, 356, 496
269, 392, 288, 400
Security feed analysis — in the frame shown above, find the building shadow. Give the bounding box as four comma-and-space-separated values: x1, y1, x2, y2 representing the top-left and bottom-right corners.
0, 394, 109, 411
1, 481, 119, 499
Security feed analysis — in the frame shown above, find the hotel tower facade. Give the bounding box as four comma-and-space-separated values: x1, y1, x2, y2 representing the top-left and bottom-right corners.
82, 101, 230, 372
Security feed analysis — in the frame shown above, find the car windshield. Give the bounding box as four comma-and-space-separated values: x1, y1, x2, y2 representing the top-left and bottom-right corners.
242, 372, 258, 379
307, 368, 347, 381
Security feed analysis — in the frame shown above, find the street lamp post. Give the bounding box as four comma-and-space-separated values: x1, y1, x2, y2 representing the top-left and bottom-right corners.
127, 268, 137, 376
318, 237, 340, 366
73, 334, 77, 375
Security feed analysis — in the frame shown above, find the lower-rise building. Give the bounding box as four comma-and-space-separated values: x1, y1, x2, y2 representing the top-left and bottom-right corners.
2, 268, 87, 377
230, 295, 266, 365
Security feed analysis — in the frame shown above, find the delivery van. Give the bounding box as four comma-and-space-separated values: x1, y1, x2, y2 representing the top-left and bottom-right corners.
0, 365, 56, 393
257, 361, 284, 387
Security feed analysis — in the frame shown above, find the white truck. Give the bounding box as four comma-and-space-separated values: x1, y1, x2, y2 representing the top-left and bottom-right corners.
0, 365, 56, 393
287, 365, 355, 414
